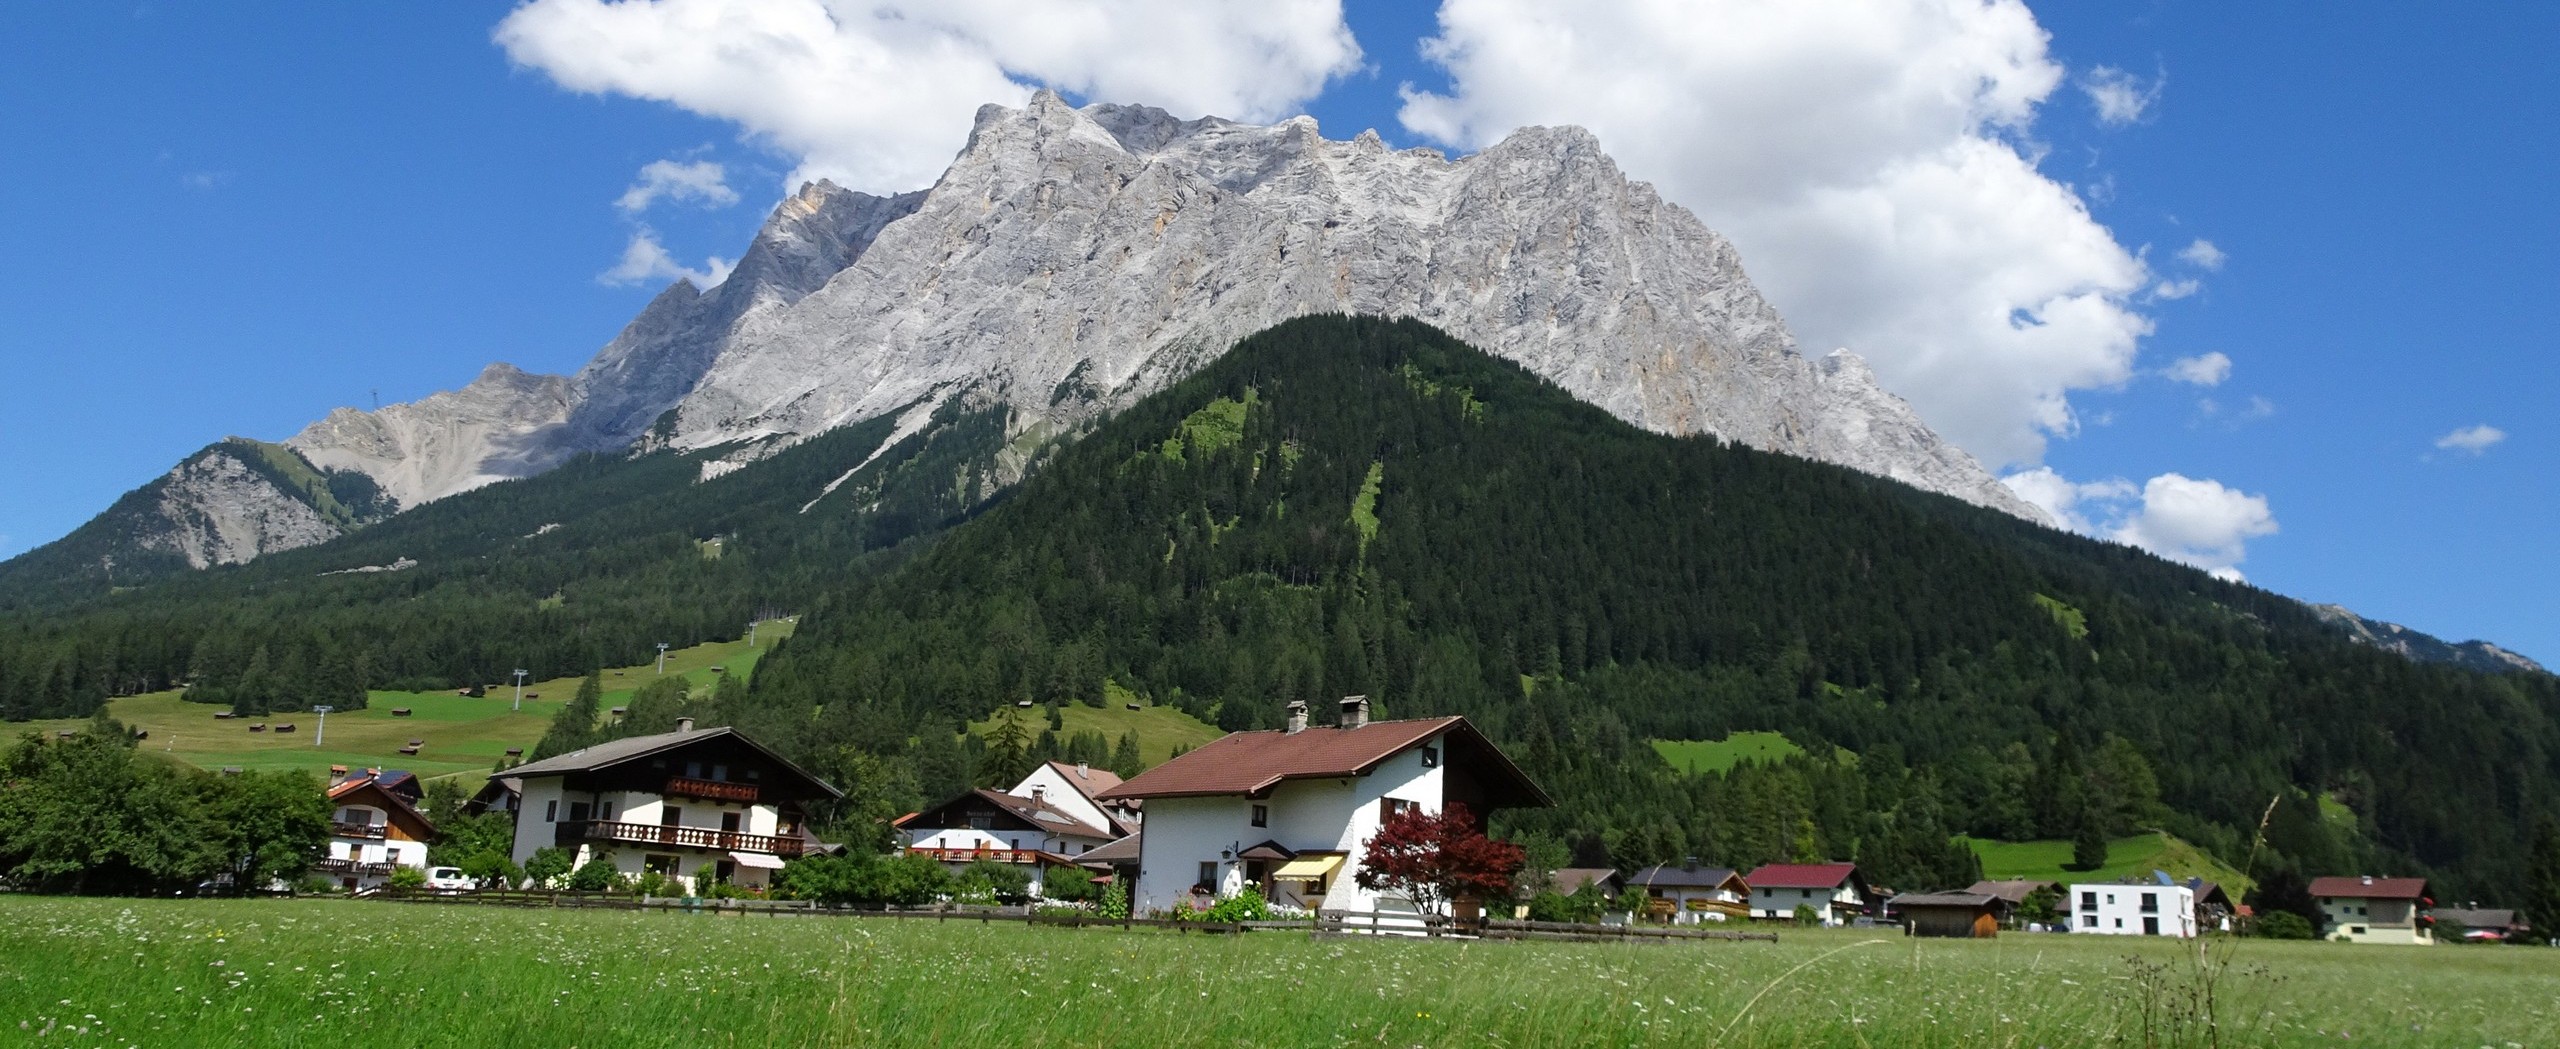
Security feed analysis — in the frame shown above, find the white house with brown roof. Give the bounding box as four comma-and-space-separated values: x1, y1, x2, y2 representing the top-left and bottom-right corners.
1095, 697, 1549, 919
1743, 863, 1872, 924
320, 768, 434, 892
1629, 863, 1750, 923
504, 719, 841, 892
2311, 876, 2434, 945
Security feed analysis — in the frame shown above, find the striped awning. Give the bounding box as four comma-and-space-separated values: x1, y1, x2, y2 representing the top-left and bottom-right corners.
1272, 854, 1346, 881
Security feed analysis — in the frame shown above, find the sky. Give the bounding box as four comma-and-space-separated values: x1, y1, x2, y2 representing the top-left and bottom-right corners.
0, 2, 2552, 661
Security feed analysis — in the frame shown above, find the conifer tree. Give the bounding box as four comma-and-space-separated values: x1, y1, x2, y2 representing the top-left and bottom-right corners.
533, 667, 604, 761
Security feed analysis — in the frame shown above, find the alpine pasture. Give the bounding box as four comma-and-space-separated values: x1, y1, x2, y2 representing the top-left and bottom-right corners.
2, 897, 2549, 1048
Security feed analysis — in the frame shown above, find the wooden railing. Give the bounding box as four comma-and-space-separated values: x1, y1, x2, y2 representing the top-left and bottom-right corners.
573, 820, 801, 857
332, 821, 387, 840
665, 777, 759, 803
314, 858, 397, 876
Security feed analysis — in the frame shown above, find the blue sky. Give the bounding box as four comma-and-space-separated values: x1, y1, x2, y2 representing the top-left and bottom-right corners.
0, 2, 2551, 662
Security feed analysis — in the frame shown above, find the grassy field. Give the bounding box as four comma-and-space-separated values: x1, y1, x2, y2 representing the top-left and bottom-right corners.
966, 687, 1222, 766
1966, 831, 2255, 895
1649, 731, 1805, 775
6, 620, 796, 789
1, 897, 2550, 1047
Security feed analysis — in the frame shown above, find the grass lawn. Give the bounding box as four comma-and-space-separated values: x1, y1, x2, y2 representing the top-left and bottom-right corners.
5, 619, 796, 790
1966, 831, 2255, 896
1649, 731, 1804, 775
967, 689, 1222, 767
1, 897, 2550, 1047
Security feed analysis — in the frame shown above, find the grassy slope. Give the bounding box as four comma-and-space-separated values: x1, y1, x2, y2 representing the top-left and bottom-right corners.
966, 686, 1222, 767
2, 898, 2549, 1048
1648, 731, 1805, 775
9, 619, 797, 786
1965, 831, 2256, 896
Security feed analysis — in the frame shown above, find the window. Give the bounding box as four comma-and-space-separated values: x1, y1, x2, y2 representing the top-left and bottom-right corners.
711, 763, 728, 782
1378, 798, 1417, 822
1196, 862, 1219, 893
2080, 891, 2097, 910
2142, 917, 2160, 936
1076, 843, 1088, 855
2081, 915, 2097, 928
746, 768, 762, 782
2105, 894, 2117, 905
1419, 746, 1439, 768
968, 814, 995, 831
1801, 889, 1814, 900
2140, 893, 2158, 913
2350, 925, 2367, 935
568, 801, 592, 822
600, 802, 615, 822
685, 761, 702, 779
545, 800, 558, 823
1251, 804, 1269, 828
662, 806, 683, 826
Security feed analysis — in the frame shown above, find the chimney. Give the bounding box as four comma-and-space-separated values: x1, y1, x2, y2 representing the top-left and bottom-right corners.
2360, 875, 2374, 886
1338, 695, 1368, 730
676, 717, 695, 733
1075, 762, 1090, 779
1285, 701, 1309, 734
1031, 785, 1047, 802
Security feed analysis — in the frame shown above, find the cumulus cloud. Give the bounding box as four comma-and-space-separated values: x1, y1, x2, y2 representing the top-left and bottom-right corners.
495, 0, 1361, 192
617, 158, 738, 212
2165, 352, 2230, 386
2434, 424, 2507, 456
2153, 278, 2201, 300
2176, 238, 2226, 271
2005, 467, 2275, 580
600, 228, 734, 288
1397, 0, 2153, 469
2079, 65, 2162, 127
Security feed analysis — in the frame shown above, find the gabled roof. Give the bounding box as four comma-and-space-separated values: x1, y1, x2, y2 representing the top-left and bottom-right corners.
910, 789, 1117, 839
1550, 868, 1624, 896
328, 776, 435, 837
1037, 760, 1125, 799
1890, 891, 1999, 910
2309, 876, 2429, 900
500, 725, 842, 800
1630, 865, 1745, 891
1078, 833, 1142, 866
1966, 879, 2057, 904
1744, 863, 1862, 890
1094, 716, 1549, 807
2431, 908, 2524, 930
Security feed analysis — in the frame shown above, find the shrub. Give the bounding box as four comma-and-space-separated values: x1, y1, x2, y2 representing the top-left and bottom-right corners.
1792, 903, 1821, 927
1205, 887, 1269, 923
388, 865, 428, 889
293, 874, 339, 896
635, 870, 671, 898
956, 860, 1033, 905
1098, 879, 1130, 920
2252, 910, 2314, 940
567, 856, 619, 892
1043, 864, 1101, 902
522, 847, 573, 888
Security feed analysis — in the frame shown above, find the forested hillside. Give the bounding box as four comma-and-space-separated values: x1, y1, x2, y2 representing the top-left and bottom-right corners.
0, 397, 1028, 720
738, 315, 2558, 899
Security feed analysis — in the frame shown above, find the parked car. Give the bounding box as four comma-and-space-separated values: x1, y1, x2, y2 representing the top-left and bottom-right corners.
423, 867, 476, 893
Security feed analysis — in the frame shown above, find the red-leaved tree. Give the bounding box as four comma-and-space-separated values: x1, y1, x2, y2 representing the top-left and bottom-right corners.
1353, 802, 1525, 914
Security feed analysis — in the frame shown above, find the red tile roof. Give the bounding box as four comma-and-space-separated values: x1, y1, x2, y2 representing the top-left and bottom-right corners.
2309, 876, 2429, 900
1095, 716, 1549, 807
1744, 863, 1860, 890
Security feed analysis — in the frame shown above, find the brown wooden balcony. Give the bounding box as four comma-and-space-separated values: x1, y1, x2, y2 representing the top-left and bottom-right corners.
314, 858, 398, 876
332, 821, 387, 840
664, 776, 759, 803
568, 820, 801, 857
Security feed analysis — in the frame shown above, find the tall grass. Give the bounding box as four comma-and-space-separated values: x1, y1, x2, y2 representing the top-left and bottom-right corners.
0, 898, 2549, 1047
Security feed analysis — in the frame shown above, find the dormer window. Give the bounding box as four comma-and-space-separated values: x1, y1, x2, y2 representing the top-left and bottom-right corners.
1419, 746, 1439, 769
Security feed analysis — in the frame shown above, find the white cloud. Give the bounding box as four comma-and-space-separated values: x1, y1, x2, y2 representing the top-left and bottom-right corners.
600, 228, 734, 288
2078, 65, 2162, 127
2152, 278, 2201, 300
2176, 238, 2226, 271
2434, 424, 2507, 456
617, 158, 738, 212
2165, 351, 2230, 386
495, 0, 1361, 192
1397, 0, 2153, 469
2003, 468, 2275, 580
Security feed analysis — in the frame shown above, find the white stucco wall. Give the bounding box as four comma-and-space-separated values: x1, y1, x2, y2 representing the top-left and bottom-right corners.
2068, 884, 2197, 938
1010, 764, 1123, 836
1131, 731, 1447, 917
1750, 884, 1863, 922
2317, 896, 2432, 944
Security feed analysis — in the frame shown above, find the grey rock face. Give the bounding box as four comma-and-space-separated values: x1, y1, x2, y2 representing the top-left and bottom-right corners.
654, 94, 2045, 520
139, 445, 343, 569
286, 363, 574, 510
2308, 603, 2547, 675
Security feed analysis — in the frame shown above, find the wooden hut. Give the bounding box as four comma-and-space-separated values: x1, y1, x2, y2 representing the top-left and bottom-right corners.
1888, 891, 2002, 938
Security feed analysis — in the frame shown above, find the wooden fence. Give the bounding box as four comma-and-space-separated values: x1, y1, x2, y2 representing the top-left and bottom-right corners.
369, 890, 1774, 944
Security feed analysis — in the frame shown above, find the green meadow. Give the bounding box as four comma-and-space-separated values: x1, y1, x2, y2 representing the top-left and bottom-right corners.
1966, 830, 2256, 895
8, 620, 796, 790
1649, 731, 1807, 775
966, 683, 1222, 765
1, 897, 2549, 1047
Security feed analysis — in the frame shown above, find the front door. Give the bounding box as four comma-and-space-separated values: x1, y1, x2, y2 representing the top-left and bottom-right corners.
660, 806, 682, 844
